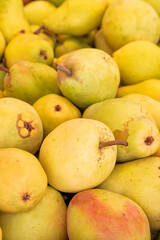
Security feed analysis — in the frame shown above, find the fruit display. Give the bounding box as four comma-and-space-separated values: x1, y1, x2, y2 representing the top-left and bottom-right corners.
0, 0, 160, 239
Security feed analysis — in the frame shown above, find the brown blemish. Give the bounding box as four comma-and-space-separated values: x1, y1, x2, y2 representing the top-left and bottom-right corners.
40, 50, 48, 60
144, 136, 154, 145
55, 105, 61, 111
158, 167, 160, 169
16, 114, 36, 138
113, 129, 129, 142
21, 192, 31, 202
20, 29, 25, 33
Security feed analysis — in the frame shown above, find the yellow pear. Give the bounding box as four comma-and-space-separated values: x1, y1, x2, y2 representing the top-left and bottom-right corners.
143, 0, 160, 17
94, 29, 113, 56
113, 41, 160, 85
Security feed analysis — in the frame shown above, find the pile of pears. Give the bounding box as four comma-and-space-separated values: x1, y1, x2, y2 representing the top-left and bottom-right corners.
1, 0, 160, 239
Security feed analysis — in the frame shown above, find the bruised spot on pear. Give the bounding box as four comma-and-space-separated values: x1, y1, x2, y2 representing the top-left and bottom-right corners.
144, 136, 154, 145
113, 129, 129, 142
21, 192, 31, 202
55, 104, 61, 111
20, 30, 25, 34
40, 50, 48, 60
16, 113, 37, 138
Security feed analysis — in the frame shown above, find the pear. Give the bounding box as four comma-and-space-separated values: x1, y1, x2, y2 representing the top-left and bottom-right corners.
39, 118, 121, 193
117, 79, 160, 101
0, 97, 43, 154
0, 67, 6, 91
56, 48, 120, 109
0, 148, 47, 213
0, 186, 68, 240
67, 189, 151, 240
43, 0, 107, 36
0, 31, 5, 61
94, 29, 113, 56
98, 156, 160, 230
143, 0, 160, 17
55, 37, 90, 58
33, 94, 81, 137
47, 0, 65, 7
5, 33, 54, 68
24, 1, 56, 25
83, 98, 160, 162
113, 41, 160, 85
102, 0, 160, 51
2, 61, 61, 104
0, 0, 30, 43
79, 29, 97, 47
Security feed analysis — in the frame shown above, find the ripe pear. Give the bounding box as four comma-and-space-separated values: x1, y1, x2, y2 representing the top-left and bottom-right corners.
24, 1, 56, 25
0, 0, 30, 43
39, 118, 119, 193
0, 31, 5, 61
0, 148, 47, 213
67, 189, 151, 240
0, 97, 43, 154
83, 98, 160, 162
33, 94, 81, 137
43, 0, 108, 36
113, 41, 160, 85
94, 29, 113, 56
3, 61, 61, 104
143, 0, 160, 17
0, 186, 68, 240
55, 37, 90, 58
102, 0, 160, 51
56, 48, 120, 109
117, 79, 160, 101
5, 33, 54, 68
98, 156, 160, 230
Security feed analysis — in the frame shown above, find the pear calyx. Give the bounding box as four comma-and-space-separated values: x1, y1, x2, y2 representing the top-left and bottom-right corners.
99, 140, 128, 149
0, 65, 10, 74
56, 64, 72, 76
144, 136, 154, 145
34, 25, 63, 43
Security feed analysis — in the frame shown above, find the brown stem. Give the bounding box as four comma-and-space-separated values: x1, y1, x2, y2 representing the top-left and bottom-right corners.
56, 64, 72, 76
0, 65, 10, 74
34, 25, 63, 43
99, 140, 128, 149
33, 25, 44, 35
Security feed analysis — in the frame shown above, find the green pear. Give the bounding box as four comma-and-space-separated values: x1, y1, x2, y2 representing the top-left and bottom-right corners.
0, 186, 68, 240
0, 97, 43, 154
98, 156, 160, 230
142, 0, 160, 17
67, 189, 151, 240
24, 1, 56, 25
0, 67, 6, 91
2, 61, 61, 104
5, 33, 54, 68
47, 0, 65, 7
102, 0, 160, 51
83, 98, 160, 162
39, 118, 119, 193
33, 94, 81, 137
0, 31, 5, 61
113, 41, 160, 85
94, 29, 113, 56
56, 48, 120, 109
0, 0, 30, 43
117, 79, 160, 101
43, 0, 108, 36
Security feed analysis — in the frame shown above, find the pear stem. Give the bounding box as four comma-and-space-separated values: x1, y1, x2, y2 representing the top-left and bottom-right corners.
34, 25, 63, 43
0, 65, 10, 74
56, 64, 72, 76
99, 140, 128, 149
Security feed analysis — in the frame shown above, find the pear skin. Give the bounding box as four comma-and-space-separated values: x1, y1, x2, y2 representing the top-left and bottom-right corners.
0, 148, 47, 213
67, 189, 151, 240
143, 0, 160, 17
83, 98, 160, 162
94, 29, 113, 56
98, 156, 160, 230
117, 79, 160, 101
33, 94, 81, 137
0, 186, 68, 240
0, 31, 5, 61
43, 0, 108, 36
3, 61, 61, 104
102, 0, 160, 50
24, 1, 56, 25
39, 118, 117, 193
113, 41, 160, 85
0, 68, 6, 91
5, 33, 54, 68
0, 0, 30, 43
0, 97, 43, 154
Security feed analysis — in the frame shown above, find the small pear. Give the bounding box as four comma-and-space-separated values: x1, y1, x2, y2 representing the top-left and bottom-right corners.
43, 0, 108, 36
0, 186, 68, 240
83, 98, 160, 162
113, 41, 160, 85
2, 61, 61, 104
0, 0, 30, 43
56, 48, 120, 109
39, 118, 118, 193
0, 148, 47, 213
5, 33, 54, 68
117, 79, 160, 101
24, 1, 56, 25
102, 0, 160, 50
98, 156, 160, 230
33, 94, 81, 137
94, 29, 113, 56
